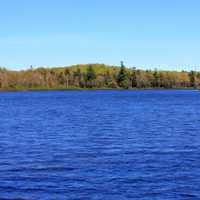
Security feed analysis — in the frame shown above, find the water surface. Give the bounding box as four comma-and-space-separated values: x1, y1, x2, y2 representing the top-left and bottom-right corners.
0, 90, 200, 199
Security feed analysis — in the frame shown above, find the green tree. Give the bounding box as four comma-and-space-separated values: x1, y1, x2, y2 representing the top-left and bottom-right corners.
131, 67, 137, 88
117, 61, 129, 88
189, 71, 196, 88
85, 65, 96, 87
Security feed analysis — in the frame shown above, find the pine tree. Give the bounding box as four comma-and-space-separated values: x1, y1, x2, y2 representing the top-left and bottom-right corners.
131, 67, 137, 88
189, 71, 196, 88
117, 61, 129, 88
85, 65, 96, 87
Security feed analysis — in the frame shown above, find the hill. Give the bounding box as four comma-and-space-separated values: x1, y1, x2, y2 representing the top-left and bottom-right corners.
0, 63, 198, 90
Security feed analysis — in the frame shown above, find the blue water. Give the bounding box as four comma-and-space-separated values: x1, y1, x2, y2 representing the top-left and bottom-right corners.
0, 90, 200, 200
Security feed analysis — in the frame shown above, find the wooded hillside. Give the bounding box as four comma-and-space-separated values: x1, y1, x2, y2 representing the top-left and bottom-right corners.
0, 62, 199, 90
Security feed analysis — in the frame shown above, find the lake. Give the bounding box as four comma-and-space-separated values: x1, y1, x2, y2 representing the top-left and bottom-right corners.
0, 90, 200, 199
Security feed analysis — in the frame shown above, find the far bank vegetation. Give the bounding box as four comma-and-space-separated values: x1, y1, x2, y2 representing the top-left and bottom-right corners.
0, 62, 199, 90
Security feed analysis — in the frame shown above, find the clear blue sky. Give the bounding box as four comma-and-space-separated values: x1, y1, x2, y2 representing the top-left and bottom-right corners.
0, 0, 200, 71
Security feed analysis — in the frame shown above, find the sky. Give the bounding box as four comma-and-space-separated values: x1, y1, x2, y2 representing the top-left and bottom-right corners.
0, 0, 200, 71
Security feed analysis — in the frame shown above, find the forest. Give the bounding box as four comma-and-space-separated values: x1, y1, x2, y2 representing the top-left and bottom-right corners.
0, 62, 199, 90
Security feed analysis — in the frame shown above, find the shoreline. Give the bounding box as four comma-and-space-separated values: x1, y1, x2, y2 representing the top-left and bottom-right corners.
0, 87, 197, 92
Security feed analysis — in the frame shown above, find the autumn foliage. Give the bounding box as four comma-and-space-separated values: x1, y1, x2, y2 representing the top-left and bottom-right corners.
0, 64, 199, 90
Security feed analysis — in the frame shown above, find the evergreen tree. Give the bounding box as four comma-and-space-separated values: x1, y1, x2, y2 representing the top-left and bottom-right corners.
189, 71, 196, 87
117, 61, 129, 88
85, 65, 96, 87
131, 67, 137, 88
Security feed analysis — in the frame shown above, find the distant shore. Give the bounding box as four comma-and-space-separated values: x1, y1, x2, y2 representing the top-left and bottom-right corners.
0, 86, 196, 92
0, 63, 198, 91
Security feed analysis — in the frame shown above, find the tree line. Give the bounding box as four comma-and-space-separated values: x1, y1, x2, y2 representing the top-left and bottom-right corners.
0, 62, 199, 90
